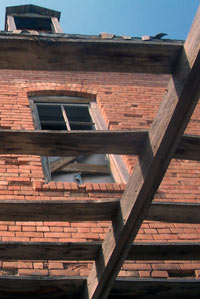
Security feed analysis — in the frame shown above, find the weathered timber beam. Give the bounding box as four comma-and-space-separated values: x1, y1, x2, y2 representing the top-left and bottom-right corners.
50, 157, 76, 172
128, 242, 200, 260
175, 134, 200, 160
0, 241, 198, 261
0, 276, 198, 299
110, 278, 200, 298
147, 201, 200, 223
0, 275, 86, 299
0, 199, 119, 221
0, 130, 147, 156
0, 200, 199, 223
0, 34, 182, 73
58, 163, 109, 174
0, 242, 101, 261
85, 6, 200, 299
0, 129, 198, 160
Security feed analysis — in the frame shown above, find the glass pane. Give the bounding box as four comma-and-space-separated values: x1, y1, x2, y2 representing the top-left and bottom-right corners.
64, 105, 93, 123
69, 123, 93, 130
14, 16, 52, 32
37, 104, 67, 130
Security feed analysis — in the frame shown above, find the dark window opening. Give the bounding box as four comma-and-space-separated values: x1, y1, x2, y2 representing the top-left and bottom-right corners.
14, 16, 53, 32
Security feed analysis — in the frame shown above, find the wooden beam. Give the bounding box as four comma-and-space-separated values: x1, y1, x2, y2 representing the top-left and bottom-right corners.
0, 242, 100, 261
0, 276, 198, 298
0, 275, 85, 298
147, 201, 200, 223
7, 15, 16, 31
0, 129, 198, 160
32, 96, 92, 104
0, 34, 182, 73
0, 199, 119, 222
58, 163, 109, 174
0, 130, 147, 156
175, 134, 200, 160
128, 242, 200, 260
0, 200, 199, 223
85, 7, 200, 299
50, 157, 76, 172
0, 241, 198, 261
110, 278, 200, 298
51, 17, 63, 33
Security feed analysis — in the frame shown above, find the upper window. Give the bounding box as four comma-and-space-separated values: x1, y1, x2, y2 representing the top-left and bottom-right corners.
29, 96, 115, 184
37, 103, 94, 131
14, 16, 53, 33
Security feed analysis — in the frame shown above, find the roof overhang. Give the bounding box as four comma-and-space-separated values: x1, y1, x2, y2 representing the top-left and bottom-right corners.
0, 33, 183, 73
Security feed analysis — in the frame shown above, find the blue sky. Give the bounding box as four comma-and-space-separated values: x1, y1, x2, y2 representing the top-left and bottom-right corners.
0, 0, 199, 40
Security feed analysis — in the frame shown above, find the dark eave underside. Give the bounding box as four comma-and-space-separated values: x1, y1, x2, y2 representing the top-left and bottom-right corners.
0, 33, 183, 73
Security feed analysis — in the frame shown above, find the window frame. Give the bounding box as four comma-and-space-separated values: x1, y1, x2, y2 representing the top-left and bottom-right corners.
29, 95, 129, 183
6, 14, 63, 33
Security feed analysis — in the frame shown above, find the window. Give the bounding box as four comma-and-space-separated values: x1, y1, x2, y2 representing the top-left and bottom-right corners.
30, 96, 116, 184
14, 16, 53, 33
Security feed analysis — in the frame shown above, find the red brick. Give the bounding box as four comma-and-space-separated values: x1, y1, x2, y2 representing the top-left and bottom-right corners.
34, 263, 44, 269
70, 182, 78, 191
123, 263, 151, 271
3, 262, 17, 268
8, 225, 21, 231
33, 181, 42, 191
17, 262, 33, 269
151, 271, 168, 278
18, 269, 48, 276
48, 262, 64, 269
22, 226, 36, 232
49, 269, 79, 276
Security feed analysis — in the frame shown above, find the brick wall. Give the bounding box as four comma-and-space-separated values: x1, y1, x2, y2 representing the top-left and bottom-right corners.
0, 69, 199, 279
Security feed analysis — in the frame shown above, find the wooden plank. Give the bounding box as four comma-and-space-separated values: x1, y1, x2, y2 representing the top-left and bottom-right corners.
110, 278, 200, 298
0, 242, 100, 261
147, 202, 200, 223
0, 130, 147, 156
7, 15, 16, 31
58, 163, 109, 174
50, 157, 76, 172
0, 241, 198, 261
85, 7, 200, 299
61, 105, 71, 130
0, 200, 198, 223
6, 5, 61, 20
51, 17, 63, 33
0, 128, 197, 160
128, 242, 200, 260
0, 275, 84, 299
0, 276, 198, 299
175, 134, 200, 160
31, 96, 92, 104
0, 34, 182, 73
0, 199, 119, 221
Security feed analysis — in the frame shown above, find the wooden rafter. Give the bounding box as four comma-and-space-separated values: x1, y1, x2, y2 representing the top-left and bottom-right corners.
0, 241, 198, 261
50, 157, 76, 172
0, 199, 118, 221
0, 276, 198, 298
85, 6, 200, 298
174, 134, 200, 160
147, 201, 200, 224
0, 200, 200, 224
110, 278, 200, 298
57, 163, 109, 174
0, 130, 147, 156
0, 129, 199, 161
